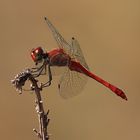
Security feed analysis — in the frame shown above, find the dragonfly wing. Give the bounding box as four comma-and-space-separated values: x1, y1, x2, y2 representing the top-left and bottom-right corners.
50, 66, 66, 76
45, 17, 89, 69
44, 17, 72, 55
45, 17, 89, 98
58, 67, 88, 99
71, 38, 89, 70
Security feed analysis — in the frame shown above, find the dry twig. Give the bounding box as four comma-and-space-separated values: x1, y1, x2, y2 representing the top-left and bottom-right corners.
11, 69, 50, 140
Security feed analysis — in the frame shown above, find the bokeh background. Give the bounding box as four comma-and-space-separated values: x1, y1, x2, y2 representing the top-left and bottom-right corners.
0, 0, 140, 140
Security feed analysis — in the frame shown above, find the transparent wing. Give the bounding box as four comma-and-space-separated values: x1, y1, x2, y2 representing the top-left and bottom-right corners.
45, 17, 89, 70
45, 17, 89, 98
58, 67, 88, 99
71, 38, 89, 70
50, 66, 66, 76
44, 17, 71, 55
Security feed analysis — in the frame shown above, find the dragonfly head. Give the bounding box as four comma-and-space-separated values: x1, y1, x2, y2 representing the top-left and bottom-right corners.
31, 47, 47, 65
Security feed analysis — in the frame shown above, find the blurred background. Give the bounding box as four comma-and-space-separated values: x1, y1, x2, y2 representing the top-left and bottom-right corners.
0, 0, 140, 140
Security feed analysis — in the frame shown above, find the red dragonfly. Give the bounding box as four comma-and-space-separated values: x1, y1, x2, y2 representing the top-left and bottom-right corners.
31, 17, 127, 100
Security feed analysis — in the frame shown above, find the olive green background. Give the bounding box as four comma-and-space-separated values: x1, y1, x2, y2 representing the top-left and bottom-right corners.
0, 0, 140, 140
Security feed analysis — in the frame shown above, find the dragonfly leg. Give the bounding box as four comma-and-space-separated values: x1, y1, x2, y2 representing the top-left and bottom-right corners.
40, 64, 52, 88
31, 64, 43, 73
31, 63, 46, 78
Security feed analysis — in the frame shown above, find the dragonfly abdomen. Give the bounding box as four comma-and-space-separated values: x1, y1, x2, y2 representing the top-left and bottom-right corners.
69, 60, 127, 100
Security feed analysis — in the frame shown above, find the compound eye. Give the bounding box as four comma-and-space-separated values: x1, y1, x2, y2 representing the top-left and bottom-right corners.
35, 49, 39, 54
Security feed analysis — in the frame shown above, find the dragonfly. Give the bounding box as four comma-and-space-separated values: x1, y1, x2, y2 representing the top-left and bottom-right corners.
30, 17, 127, 100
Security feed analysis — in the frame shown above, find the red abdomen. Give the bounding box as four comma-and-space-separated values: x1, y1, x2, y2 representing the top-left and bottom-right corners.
69, 60, 127, 100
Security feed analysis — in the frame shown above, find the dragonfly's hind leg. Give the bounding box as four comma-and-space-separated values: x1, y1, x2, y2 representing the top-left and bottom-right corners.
40, 64, 52, 88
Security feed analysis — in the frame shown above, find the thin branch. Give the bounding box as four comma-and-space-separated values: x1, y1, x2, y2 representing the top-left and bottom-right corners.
11, 69, 50, 140
29, 76, 49, 140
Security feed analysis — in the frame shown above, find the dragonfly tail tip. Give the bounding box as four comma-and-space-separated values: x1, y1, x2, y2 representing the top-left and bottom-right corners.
123, 96, 128, 101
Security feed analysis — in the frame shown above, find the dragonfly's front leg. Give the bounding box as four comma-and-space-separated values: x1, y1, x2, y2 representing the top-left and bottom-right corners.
31, 63, 46, 78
